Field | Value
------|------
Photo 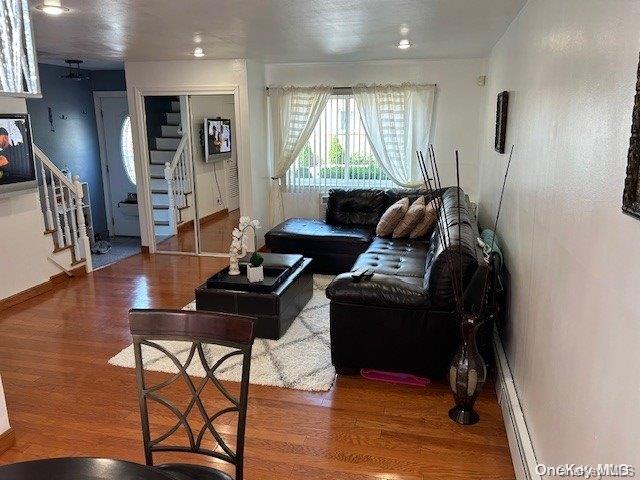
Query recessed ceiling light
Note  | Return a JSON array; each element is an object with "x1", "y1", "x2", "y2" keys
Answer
[
  {"x1": 398, "y1": 39, "x2": 411, "y2": 50},
  {"x1": 193, "y1": 47, "x2": 205, "y2": 58},
  {"x1": 399, "y1": 24, "x2": 410, "y2": 36},
  {"x1": 35, "y1": 0, "x2": 69, "y2": 15}
]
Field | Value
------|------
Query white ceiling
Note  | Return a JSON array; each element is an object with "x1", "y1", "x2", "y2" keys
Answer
[{"x1": 31, "y1": 0, "x2": 526, "y2": 70}]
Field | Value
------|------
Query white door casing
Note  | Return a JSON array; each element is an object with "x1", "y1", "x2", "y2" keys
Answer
[{"x1": 129, "y1": 84, "x2": 250, "y2": 256}]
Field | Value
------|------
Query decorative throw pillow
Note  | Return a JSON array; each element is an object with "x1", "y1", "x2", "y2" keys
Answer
[
  {"x1": 376, "y1": 197, "x2": 410, "y2": 237},
  {"x1": 393, "y1": 196, "x2": 426, "y2": 238},
  {"x1": 409, "y1": 200, "x2": 439, "y2": 239}
]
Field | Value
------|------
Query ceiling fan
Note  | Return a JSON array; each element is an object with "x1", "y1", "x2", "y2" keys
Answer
[{"x1": 60, "y1": 59, "x2": 89, "y2": 81}]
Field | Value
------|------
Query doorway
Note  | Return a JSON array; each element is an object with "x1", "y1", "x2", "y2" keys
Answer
[
  {"x1": 95, "y1": 92, "x2": 140, "y2": 237},
  {"x1": 94, "y1": 92, "x2": 142, "y2": 269}
]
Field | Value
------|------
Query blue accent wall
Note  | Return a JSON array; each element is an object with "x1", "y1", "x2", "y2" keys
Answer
[
  {"x1": 91, "y1": 69, "x2": 127, "y2": 91},
  {"x1": 26, "y1": 64, "x2": 126, "y2": 237}
]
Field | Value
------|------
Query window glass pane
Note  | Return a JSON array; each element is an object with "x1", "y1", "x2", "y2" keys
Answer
[
  {"x1": 286, "y1": 94, "x2": 392, "y2": 192},
  {"x1": 121, "y1": 116, "x2": 136, "y2": 185}
]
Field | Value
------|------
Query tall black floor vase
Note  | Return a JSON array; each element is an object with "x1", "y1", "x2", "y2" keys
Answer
[{"x1": 448, "y1": 314, "x2": 487, "y2": 425}]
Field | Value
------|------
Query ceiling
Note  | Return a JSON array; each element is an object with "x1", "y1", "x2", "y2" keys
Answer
[{"x1": 31, "y1": 0, "x2": 526, "y2": 70}]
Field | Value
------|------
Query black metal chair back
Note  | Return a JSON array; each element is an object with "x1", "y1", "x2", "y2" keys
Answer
[{"x1": 129, "y1": 309, "x2": 255, "y2": 480}]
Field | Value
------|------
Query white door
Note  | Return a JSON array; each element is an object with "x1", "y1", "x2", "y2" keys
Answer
[{"x1": 97, "y1": 95, "x2": 141, "y2": 237}]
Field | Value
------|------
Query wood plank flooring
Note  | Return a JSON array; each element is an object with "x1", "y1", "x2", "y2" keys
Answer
[
  {"x1": 157, "y1": 209, "x2": 241, "y2": 254},
  {"x1": 0, "y1": 252, "x2": 515, "y2": 479}
]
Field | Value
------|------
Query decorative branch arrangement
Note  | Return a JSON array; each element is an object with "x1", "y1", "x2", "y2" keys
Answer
[{"x1": 416, "y1": 145, "x2": 513, "y2": 425}]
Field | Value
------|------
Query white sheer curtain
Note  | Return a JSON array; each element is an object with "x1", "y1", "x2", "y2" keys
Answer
[
  {"x1": 0, "y1": 0, "x2": 39, "y2": 95},
  {"x1": 268, "y1": 85, "x2": 332, "y2": 226},
  {"x1": 353, "y1": 83, "x2": 435, "y2": 187}
]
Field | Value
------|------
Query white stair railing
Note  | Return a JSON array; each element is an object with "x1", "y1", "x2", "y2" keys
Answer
[
  {"x1": 164, "y1": 134, "x2": 190, "y2": 234},
  {"x1": 33, "y1": 145, "x2": 93, "y2": 273}
]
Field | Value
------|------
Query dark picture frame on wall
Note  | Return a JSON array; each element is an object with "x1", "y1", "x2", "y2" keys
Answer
[
  {"x1": 494, "y1": 91, "x2": 509, "y2": 154},
  {"x1": 622, "y1": 53, "x2": 640, "y2": 220}
]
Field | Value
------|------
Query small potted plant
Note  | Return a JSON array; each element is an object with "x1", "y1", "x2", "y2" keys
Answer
[{"x1": 247, "y1": 252, "x2": 264, "y2": 283}]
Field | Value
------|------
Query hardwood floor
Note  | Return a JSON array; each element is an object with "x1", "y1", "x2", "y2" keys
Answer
[
  {"x1": 0, "y1": 252, "x2": 515, "y2": 479},
  {"x1": 157, "y1": 209, "x2": 241, "y2": 254}
]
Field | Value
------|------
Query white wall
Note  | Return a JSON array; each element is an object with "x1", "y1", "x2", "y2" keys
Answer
[
  {"x1": 266, "y1": 58, "x2": 487, "y2": 220},
  {"x1": 189, "y1": 94, "x2": 235, "y2": 218},
  {"x1": 246, "y1": 60, "x2": 269, "y2": 243},
  {"x1": 0, "y1": 98, "x2": 58, "y2": 301},
  {"x1": 478, "y1": 0, "x2": 640, "y2": 468},
  {"x1": 125, "y1": 59, "x2": 268, "y2": 249}
]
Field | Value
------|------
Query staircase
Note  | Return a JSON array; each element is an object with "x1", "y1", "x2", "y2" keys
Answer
[
  {"x1": 148, "y1": 100, "x2": 193, "y2": 237},
  {"x1": 34, "y1": 145, "x2": 92, "y2": 275}
]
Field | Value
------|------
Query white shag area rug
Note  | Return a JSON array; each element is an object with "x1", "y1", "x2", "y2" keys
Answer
[{"x1": 109, "y1": 275, "x2": 336, "y2": 392}]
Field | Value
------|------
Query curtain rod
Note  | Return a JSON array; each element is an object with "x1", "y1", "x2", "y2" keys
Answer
[{"x1": 265, "y1": 83, "x2": 437, "y2": 93}]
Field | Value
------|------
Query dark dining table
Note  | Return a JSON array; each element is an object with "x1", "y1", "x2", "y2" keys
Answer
[{"x1": 0, "y1": 457, "x2": 176, "y2": 479}]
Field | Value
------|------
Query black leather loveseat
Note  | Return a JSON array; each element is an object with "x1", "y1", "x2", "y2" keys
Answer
[{"x1": 265, "y1": 187, "x2": 484, "y2": 377}]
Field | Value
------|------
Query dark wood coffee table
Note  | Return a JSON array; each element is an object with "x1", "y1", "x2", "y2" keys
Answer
[{"x1": 195, "y1": 254, "x2": 313, "y2": 340}]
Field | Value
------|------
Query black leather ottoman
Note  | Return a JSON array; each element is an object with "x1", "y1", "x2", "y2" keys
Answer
[
  {"x1": 195, "y1": 258, "x2": 313, "y2": 340},
  {"x1": 265, "y1": 218, "x2": 374, "y2": 274}
]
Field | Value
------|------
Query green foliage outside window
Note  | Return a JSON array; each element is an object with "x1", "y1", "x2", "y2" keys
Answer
[
  {"x1": 328, "y1": 136, "x2": 344, "y2": 165},
  {"x1": 319, "y1": 165, "x2": 388, "y2": 180},
  {"x1": 348, "y1": 152, "x2": 376, "y2": 165},
  {"x1": 298, "y1": 143, "x2": 313, "y2": 167},
  {"x1": 291, "y1": 136, "x2": 386, "y2": 182}
]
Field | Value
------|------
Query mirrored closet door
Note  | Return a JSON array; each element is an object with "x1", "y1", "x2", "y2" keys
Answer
[
  {"x1": 144, "y1": 95, "x2": 197, "y2": 255},
  {"x1": 190, "y1": 94, "x2": 240, "y2": 255},
  {"x1": 144, "y1": 93, "x2": 240, "y2": 256}
]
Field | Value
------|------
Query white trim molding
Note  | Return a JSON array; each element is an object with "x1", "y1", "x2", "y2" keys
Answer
[
  {"x1": 493, "y1": 327, "x2": 541, "y2": 480},
  {"x1": 129, "y1": 85, "x2": 249, "y2": 254}
]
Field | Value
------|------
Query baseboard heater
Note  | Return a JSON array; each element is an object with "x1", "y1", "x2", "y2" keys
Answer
[{"x1": 493, "y1": 327, "x2": 541, "y2": 480}]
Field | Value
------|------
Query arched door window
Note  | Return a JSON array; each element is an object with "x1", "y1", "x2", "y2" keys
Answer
[{"x1": 121, "y1": 116, "x2": 136, "y2": 184}]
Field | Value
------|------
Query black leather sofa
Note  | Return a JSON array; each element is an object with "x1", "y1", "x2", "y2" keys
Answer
[{"x1": 265, "y1": 187, "x2": 484, "y2": 378}]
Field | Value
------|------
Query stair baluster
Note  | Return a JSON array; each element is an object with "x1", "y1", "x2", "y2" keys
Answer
[
  {"x1": 182, "y1": 152, "x2": 188, "y2": 206},
  {"x1": 174, "y1": 157, "x2": 181, "y2": 209},
  {"x1": 159, "y1": 134, "x2": 190, "y2": 236},
  {"x1": 40, "y1": 162, "x2": 54, "y2": 231},
  {"x1": 49, "y1": 169, "x2": 64, "y2": 248},
  {"x1": 67, "y1": 187, "x2": 80, "y2": 260},
  {"x1": 56, "y1": 176, "x2": 72, "y2": 247},
  {"x1": 33, "y1": 145, "x2": 92, "y2": 273},
  {"x1": 183, "y1": 145, "x2": 192, "y2": 194},
  {"x1": 74, "y1": 176, "x2": 92, "y2": 271},
  {"x1": 164, "y1": 162, "x2": 177, "y2": 234},
  {"x1": 178, "y1": 152, "x2": 185, "y2": 208}
]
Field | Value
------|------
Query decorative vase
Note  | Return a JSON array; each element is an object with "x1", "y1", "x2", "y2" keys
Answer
[
  {"x1": 448, "y1": 314, "x2": 487, "y2": 425},
  {"x1": 247, "y1": 264, "x2": 264, "y2": 283},
  {"x1": 229, "y1": 253, "x2": 241, "y2": 275}
]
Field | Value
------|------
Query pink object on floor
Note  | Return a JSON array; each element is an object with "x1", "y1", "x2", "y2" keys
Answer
[{"x1": 360, "y1": 369, "x2": 430, "y2": 387}]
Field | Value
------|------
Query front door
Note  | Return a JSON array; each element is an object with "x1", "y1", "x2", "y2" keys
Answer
[{"x1": 97, "y1": 94, "x2": 140, "y2": 237}]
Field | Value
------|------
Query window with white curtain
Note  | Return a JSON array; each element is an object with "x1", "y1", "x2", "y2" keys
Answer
[{"x1": 284, "y1": 92, "x2": 393, "y2": 192}]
